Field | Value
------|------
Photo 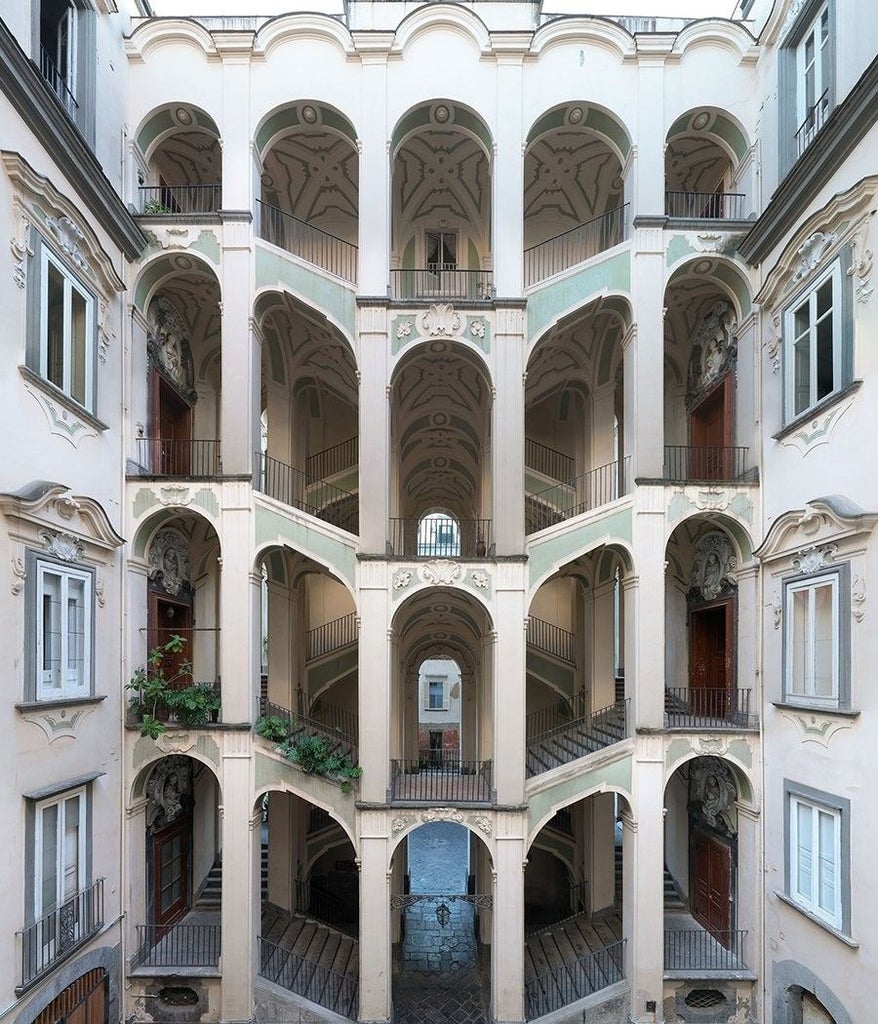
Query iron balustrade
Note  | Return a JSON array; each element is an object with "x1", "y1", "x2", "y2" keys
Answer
[
  {"x1": 664, "y1": 928, "x2": 747, "y2": 972},
  {"x1": 137, "y1": 184, "x2": 222, "y2": 215},
  {"x1": 308, "y1": 806, "x2": 334, "y2": 833},
  {"x1": 293, "y1": 879, "x2": 357, "y2": 936},
  {"x1": 526, "y1": 699, "x2": 628, "y2": 777},
  {"x1": 390, "y1": 267, "x2": 494, "y2": 300},
  {"x1": 132, "y1": 922, "x2": 221, "y2": 968},
  {"x1": 527, "y1": 458, "x2": 629, "y2": 533},
  {"x1": 39, "y1": 46, "x2": 78, "y2": 118},
  {"x1": 664, "y1": 191, "x2": 746, "y2": 220},
  {"x1": 664, "y1": 688, "x2": 757, "y2": 729},
  {"x1": 390, "y1": 758, "x2": 494, "y2": 804},
  {"x1": 527, "y1": 616, "x2": 576, "y2": 664},
  {"x1": 547, "y1": 807, "x2": 574, "y2": 836},
  {"x1": 135, "y1": 437, "x2": 221, "y2": 479},
  {"x1": 19, "y1": 879, "x2": 103, "y2": 989},
  {"x1": 663, "y1": 445, "x2": 751, "y2": 482},
  {"x1": 795, "y1": 90, "x2": 830, "y2": 158},
  {"x1": 525, "y1": 694, "x2": 587, "y2": 741},
  {"x1": 256, "y1": 453, "x2": 359, "y2": 533},
  {"x1": 256, "y1": 200, "x2": 358, "y2": 283},
  {"x1": 258, "y1": 698, "x2": 358, "y2": 761},
  {"x1": 258, "y1": 934, "x2": 359, "y2": 1018},
  {"x1": 306, "y1": 436, "x2": 359, "y2": 481},
  {"x1": 524, "y1": 204, "x2": 629, "y2": 287},
  {"x1": 524, "y1": 437, "x2": 575, "y2": 483},
  {"x1": 524, "y1": 938, "x2": 626, "y2": 1019},
  {"x1": 525, "y1": 880, "x2": 589, "y2": 936},
  {"x1": 307, "y1": 612, "x2": 358, "y2": 660},
  {"x1": 387, "y1": 517, "x2": 492, "y2": 558}
]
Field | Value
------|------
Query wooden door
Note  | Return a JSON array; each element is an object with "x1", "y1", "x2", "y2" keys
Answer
[
  {"x1": 692, "y1": 830, "x2": 732, "y2": 942},
  {"x1": 689, "y1": 376, "x2": 732, "y2": 479},
  {"x1": 149, "y1": 593, "x2": 193, "y2": 687},
  {"x1": 151, "y1": 370, "x2": 191, "y2": 476},
  {"x1": 34, "y1": 969, "x2": 107, "y2": 1024},
  {"x1": 689, "y1": 602, "x2": 733, "y2": 719},
  {"x1": 152, "y1": 819, "x2": 191, "y2": 928}
]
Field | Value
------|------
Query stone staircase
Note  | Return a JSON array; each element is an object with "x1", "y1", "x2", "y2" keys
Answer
[
  {"x1": 526, "y1": 702, "x2": 627, "y2": 777},
  {"x1": 663, "y1": 867, "x2": 686, "y2": 911},
  {"x1": 194, "y1": 844, "x2": 268, "y2": 910}
]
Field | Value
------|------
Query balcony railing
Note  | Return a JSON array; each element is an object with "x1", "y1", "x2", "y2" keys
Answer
[
  {"x1": 39, "y1": 45, "x2": 77, "y2": 119},
  {"x1": 387, "y1": 517, "x2": 492, "y2": 558},
  {"x1": 307, "y1": 612, "x2": 357, "y2": 660},
  {"x1": 256, "y1": 453, "x2": 358, "y2": 533},
  {"x1": 306, "y1": 436, "x2": 359, "y2": 481},
  {"x1": 664, "y1": 928, "x2": 747, "y2": 972},
  {"x1": 526, "y1": 699, "x2": 628, "y2": 777},
  {"x1": 525, "y1": 938, "x2": 626, "y2": 1020},
  {"x1": 664, "y1": 191, "x2": 746, "y2": 220},
  {"x1": 390, "y1": 267, "x2": 494, "y2": 301},
  {"x1": 134, "y1": 438, "x2": 221, "y2": 479},
  {"x1": 525, "y1": 438, "x2": 575, "y2": 483},
  {"x1": 527, "y1": 457, "x2": 629, "y2": 534},
  {"x1": 259, "y1": 934, "x2": 359, "y2": 1019},
  {"x1": 795, "y1": 89, "x2": 830, "y2": 158},
  {"x1": 137, "y1": 184, "x2": 222, "y2": 216},
  {"x1": 663, "y1": 445, "x2": 751, "y2": 482},
  {"x1": 19, "y1": 879, "x2": 104, "y2": 990},
  {"x1": 527, "y1": 617, "x2": 576, "y2": 664},
  {"x1": 259, "y1": 698, "x2": 358, "y2": 761},
  {"x1": 293, "y1": 880, "x2": 357, "y2": 936},
  {"x1": 256, "y1": 200, "x2": 358, "y2": 283},
  {"x1": 665, "y1": 688, "x2": 757, "y2": 730},
  {"x1": 390, "y1": 758, "x2": 493, "y2": 805},
  {"x1": 524, "y1": 204, "x2": 629, "y2": 288},
  {"x1": 525, "y1": 880, "x2": 589, "y2": 936},
  {"x1": 132, "y1": 922, "x2": 221, "y2": 969}
]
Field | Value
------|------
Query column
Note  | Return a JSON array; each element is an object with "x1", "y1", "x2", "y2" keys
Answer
[
  {"x1": 358, "y1": 823, "x2": 391, "y2": 1023},
  {"x1": 630, "y1": 500, "x2": 666, "y2": 731},
  {"x1": 492, "y1": 828, "x2": 525, "y2": 1024},
  {"x1": 492, "y1": 54, "x2": 525, "y2": 296},
  {"x1": 357, "y1": 53, "x2": 390, "y2": 295},
  {"x1": 219, "y1": 492, "x2": 256, "y2": 722},
  {"x1": 219, "y1": 229, "x2": 257, "y2": 477},
  {"x1": 588, "y1": 792, "x2": 617, "y2": 916},
  {"x1": 735, "y1": 800, "x2": 761, "y2": 976},
  {"x1": 358, "y1": 562, "x2": 390, "y2": 802},
  {"x1": 217, "y1": 36, "x2": 253, "y2": 212},
  {"x1": 736, "y1": 564, "x2": 759, "y2": 722},
  {"x1": 266, "y1": 791, "x2": 293, "y2": 911},
  {"x1": 591, "y1": 381, "x2": 617, "y2": 469},
  {"x1": 590, "y1": 579, "x2": 616, "y2": 710},
  {"x1": 358, "y1": 302, "x2": 390, "y2": 554},
  {"x1": 493, "y1": 567, "x2": 526, "y2": 805},
  {"x1": 492, "y1": 306, "x2": 525, "y2": 555}
]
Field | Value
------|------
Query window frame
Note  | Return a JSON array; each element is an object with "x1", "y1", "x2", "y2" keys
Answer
[
  {"x1": 427, "y1": 678, "x2": 445, "y2": 711},
  {"x1": 781, "y1": 563, "x2": 849, "y2": 710},
  {"x1": 784, "y1": 780, "x2": 850, "y2": 937},
  {"x1": 33, "y1": 787, "x2": 88, "y2": 922}
]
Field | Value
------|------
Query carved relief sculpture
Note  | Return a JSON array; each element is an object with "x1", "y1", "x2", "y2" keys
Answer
[
  {"x1": 146, "y1": 755, "x2": 194, "y2": 831},
  {"x1": 690, "y1": 531, "x2": 737, "y2": 602},
  {"x1": 690, "y1": 756, "x2": 737, "y2": 836},
  {"x1": 147, "y1": 295, "x2": 196, "y2": 399},
  {"x1": 148, "y1": 528, "x2": 192, "y2": 597},
  {"x1": 686, "y1": 300, "x2": 738, "y2": 408}
]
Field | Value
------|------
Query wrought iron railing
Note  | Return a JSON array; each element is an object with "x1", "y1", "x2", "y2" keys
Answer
[
  {"x1": 307, "y1": 613, "x2": 357, "y2": 660},
  {"x1": 526, "y1": 699, "x2": 628, "y2": 777},
  {"x1": 795, "y1": 89, "x2": 830, "y2": 158},
  {"x1": 306, "y1": 436, "x2": 359, "y2": 480},
  {"x1": 527, "y1": 458, "x2": 629, "y2": 533},
  {"x1": 525, "y1": 938, "x2": 626, "y2": 1019},
  {"x1": 525, "y1": 881, "x2": 589, "y2": 937},
  {"x1": 137, "y1": 184, "x2": 222, "y2": 215},
  {"x1": 525, "y1": 438, "x2": 575, "y2": 482},
  {"x1": 525, "y1": 698, "x2": 578, "y2": 742},
  {"x1": 387, "y1": 517, "x2": 492, "y2": 558},
  {"x1": 664, "y1": 191, "x2": 746, "y2": 220},
  {"x1": 39, "y1": 45, "x2": 78, "y2": 119},
  {"x1": 527, "y1": 617, "x2": 576, "y2": 664},
  {"x1": 390, "y1": 267, "x2": 494, "y2": 301},
  {"x1": 663, "y1": 445, "x2": 751, "y2": 482},
  {"x1": 132, "y1": 922, "x2": 221, "y2": 969},
  {"x1": 664, "y1": 928, "x2": 747, "y2": 972},
  {"x1": 389, "y1": 758, "x2": 493, "y2": 804},
  {"x1": 19, "y1": 880, "x2": 103, "y2": 989},
  {"x1": 293, "y1": 880, "x2": 357, "y2": 936},
  {"x1": 664, "y1": 688, "x2": 757, "y2": 729},
  {"x1": 256, "y1": 200, "x2": 358, "y2": 283},
  {"x1": 258, "y1": 698, "x2": 358, "y2": 761},
  {"x1": 135, "y1": 438, "x2": 221, "y2": 479},
  {"x1": 259, "y1": 934, "x2": 359, "y2": 1018},
  {"x1": 256, "y1": 453, "x2": 358, "y2": 533},
  {"x1": 524, "y1": 204, "x2": 629, "y2": 287}
]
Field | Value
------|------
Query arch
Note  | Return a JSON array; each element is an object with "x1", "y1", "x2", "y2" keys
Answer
[
  {"x1": 526, "y1": 291, "x2": 633, "y2": 363},
  {"x1": 130, "y1": 749, "x2": 223, "y2": 805},
  {"x1": 663, "y1": 750, "x2": 755, "y2": 805},
  {"x1": 392, "y1": 4, "x2": 491, "y2": 62},
  {"x1": 665, "y1": 255, "x2": 753, "y2": 321},
  {"x1": 253, "y1": 285, "x2": 358, "y2": 371},
  {"x1": 391, "y1": 576, "x2": 496, "y2": 628},
  {"x1": 132, "y1": 505, "x2": 221, "y2": 561},
  {"x1": 133, "y1": 250, "x2": 222, "y2": 315},
  {"x1": 666, "y1": 509, "x2": 755, "y2": 566},
  {"x1": 387, "y1": 815, "x2": 495, "y2": 862},
  {"x1": 529, "y1": 540, "x2": 635, "y2": 601},
  {"x1": 134, "y1": 103, "x2": 221, "y2": 162},
  {"x1": 255, "y1": 12, "x2": 355, "y2": 61},
  {"x1": 527, "y1": 788, "x2": 633, "y2": 852},
  {"x1": 529, "y1": 16, "x2": 636, "y2": 62},
  {"x1": 390, "y1": 99, "x2": 493, "y2": 164},
  {"x1": 671, "y1": 18, "x2": 758, "y2": 64},
  {"x1": 252, "y1": 786, "x2": 358, "y2": 854},
  {"x1": 127, "y1": 17, "x2": 218, "y2": 61},
  {"x1": 252, "y1": 542, "x2": 358, "y2": 605},
  {"x1": 666, "y1": 106, "x2": 750, "y2": 167},
  {"x1": 390, "y1": 334, "x2": 492, "y2": 389},
  {"x1": 525, "y1": 101, "x2": 632, "y2": 166},
  {"x1": 772, "y1": 960, "x2": 854, "y2": 1024},
  {"x1": 254, "y1": 99, "x2": 358, "y2": 162}
]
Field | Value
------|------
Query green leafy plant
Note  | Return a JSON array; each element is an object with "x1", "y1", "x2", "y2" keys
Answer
[
  {"x1": 127, "y1": 635, "x2": 219, "y2": 737},
  {"x1": 254, "y1": 714, "x2": 292, "y2": 743},
  {"x1": 255, "y1": 720, "x2": 362, "y2": 793},
  {"x1": 143, "y1": 197, "x2": 172, "y2": 215}
]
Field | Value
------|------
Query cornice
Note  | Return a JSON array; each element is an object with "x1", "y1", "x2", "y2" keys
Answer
[
  {"x1": 0, "y1": 19, "x2": 145, "y2": 262},
  {"x1": 739, "y1": 53, "x2": 878, "y2": 266}
]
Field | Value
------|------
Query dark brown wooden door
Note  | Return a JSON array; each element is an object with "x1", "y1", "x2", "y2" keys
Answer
[
  {"x1": 151, "y1": 370, "x2": 191, "y2": 476},
  {"x1": 149, "y1": 594, "x2": 193, "y2": 686},
  {"x1": 692, "y1": 830, "x2": 732, "y2": 942},
  {"x1": 689, "y1": 376, "x2": 732, "y2": 479},
  {"x1": 689, "y1": 602, "x2": 733, "y2": 718},
  {"x1": 34, "y1": 968, "x2": 107, "y2": 1024},
  {"x1": 152, "y1": 819, "x2": 191, "y2": 928}
]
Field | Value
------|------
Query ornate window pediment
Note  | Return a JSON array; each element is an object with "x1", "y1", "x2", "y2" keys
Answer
[{"x1": 756, "y1": 495, "x2": 878, "y2": 564}]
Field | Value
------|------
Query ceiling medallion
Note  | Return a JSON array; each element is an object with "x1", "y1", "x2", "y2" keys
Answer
[
  {"x1": 691, "y1": 110, "x2": 711, "y2": 131},
  {"x1": 433, "y1": 104, "x2": 450, "y2": 124},
  {"x1": 301, "y1": 105, "x2": 318, "y2": 124},
  {"x1": 692, "y1": 258, "x2": 714, "y2": 275},
  {"x1": 174, "y1": 107, "x2": 193, "y2": 126},
  {"x1": 567, "y1": 106, "x2": 584, "y2": 125}
]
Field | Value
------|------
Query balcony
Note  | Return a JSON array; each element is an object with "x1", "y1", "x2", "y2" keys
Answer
[
  {"x1": 389, "y1": 758, "x2": 494, "y2": 805},
  {"x1": 526, "y1": 458, "x2": 629, "y2": 534},
  {"x1": 256, "y1": 200, "x2": 358, "y2": 284},
  {"x1": 131, "y1": 919, "x2": 221, "y2": 973},
  {"x1": 663, "y1": 446, "x2": 753, "y2": 483},
  {"x1": 664, "y1": 191, "x2": 746, "y2": 221},
  {"x1": 133, "y1": 438, "x2": 221, "y2": 479},
  {"x1": 524, "y1": 204, "x2": 629, "y2": 288},
  {"x1": 795, "y1": 90, "x2": 830, "y2": 159},
  {"x1": 256, "y1": 453, "x2": 358, "y2": 533},
  {"x1": 18, "y1": 879, "x2": 104, "y2": 992},
  {"x1": 390, "y1": 267, "x2": 494, "y2": 302},
  {"x1": 388, "y1": 516, "x2": 492, "y2": 558},
  {"x1": 39, "y1": 45, "x2": 77, "y2": 121},
  {"x1": 664, "y1": 688, "x2": 757, "y2": 730},
  {"x1": 137, "y1": 184, "x2": 222, "y2": 216},
  {"x1": 664, "y1": 923, "x2": 748, "y2": 976}
]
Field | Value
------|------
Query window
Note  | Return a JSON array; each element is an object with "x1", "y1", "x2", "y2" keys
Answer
[
  {"x1": 39, "y1": 245, "x2": 95, "y2": 411},
  {"x1": 428, "y1": 679, "x2": 444, "y2": 710},
  {"x1": 33, "y1": 558, "x2": 93, "y2": 702},
  {"x1": 785, "y1": 782, "x2": 849, "y2": 935},
  {"x1": 783, "y1": 565, "x2": 850, "y2": 709},
  {"x1": 795, "y1": 4, "x2": 830, "y2": 156},
  {"x1": 37, "y1": 0, "x2": 97, "y2": 139},
  {"x1": 425, "y1": 230, "x2": 457, "y2": 270},
  {"x1": 35, "y1": 789, "x2": 87, "y2": 923}
]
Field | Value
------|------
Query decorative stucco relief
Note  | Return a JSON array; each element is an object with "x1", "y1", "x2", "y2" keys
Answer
[
  {"x1": 792, "y1": 543, "x2": 838, "y2": 575},
  {"x1": 667, "y1": 488, "x2": 753, "y2": 525},
  {"x1": 847, "y1": 215, "x2": 874, "y2": 303},
  {"x1": 690, "y1": 532, "x2": 737, "y2": 602},
  {"x1": 420, "y1": 560, "x2": 464, "y2": 587},
  {"x1": 852, "y1": 576, "x2": 866, "y2": 621},
  {"x1": 148, "y1": 528, "x2": 192, "y2": 597},
  {"x1": 40, "y1": 529, "x2": 85, "y2": 562},
  {"x1": 421, "y1": 807, "x2": 465, "y2": 825},
  {"x1": 22, "y1": 704, "x2": 98, "y2": 743},
  {"x1": 780, "y1": 710, "x2": 855, "y2": 747},
  {"x1": 779, "y1": 393, "x2": 856, "y2": 455},
  {"x1": 22, "y1": 378, "x2": 101, "y2": 447},
  {"x1": 10, "y1": 207, "x2": 32, "y2": 288},
  {"x1": 791, "y1": 231, "x2": 837, "y2": 286},
  {"x1": 11, "y1": 557, "x2": 26, "y2": 596}
]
